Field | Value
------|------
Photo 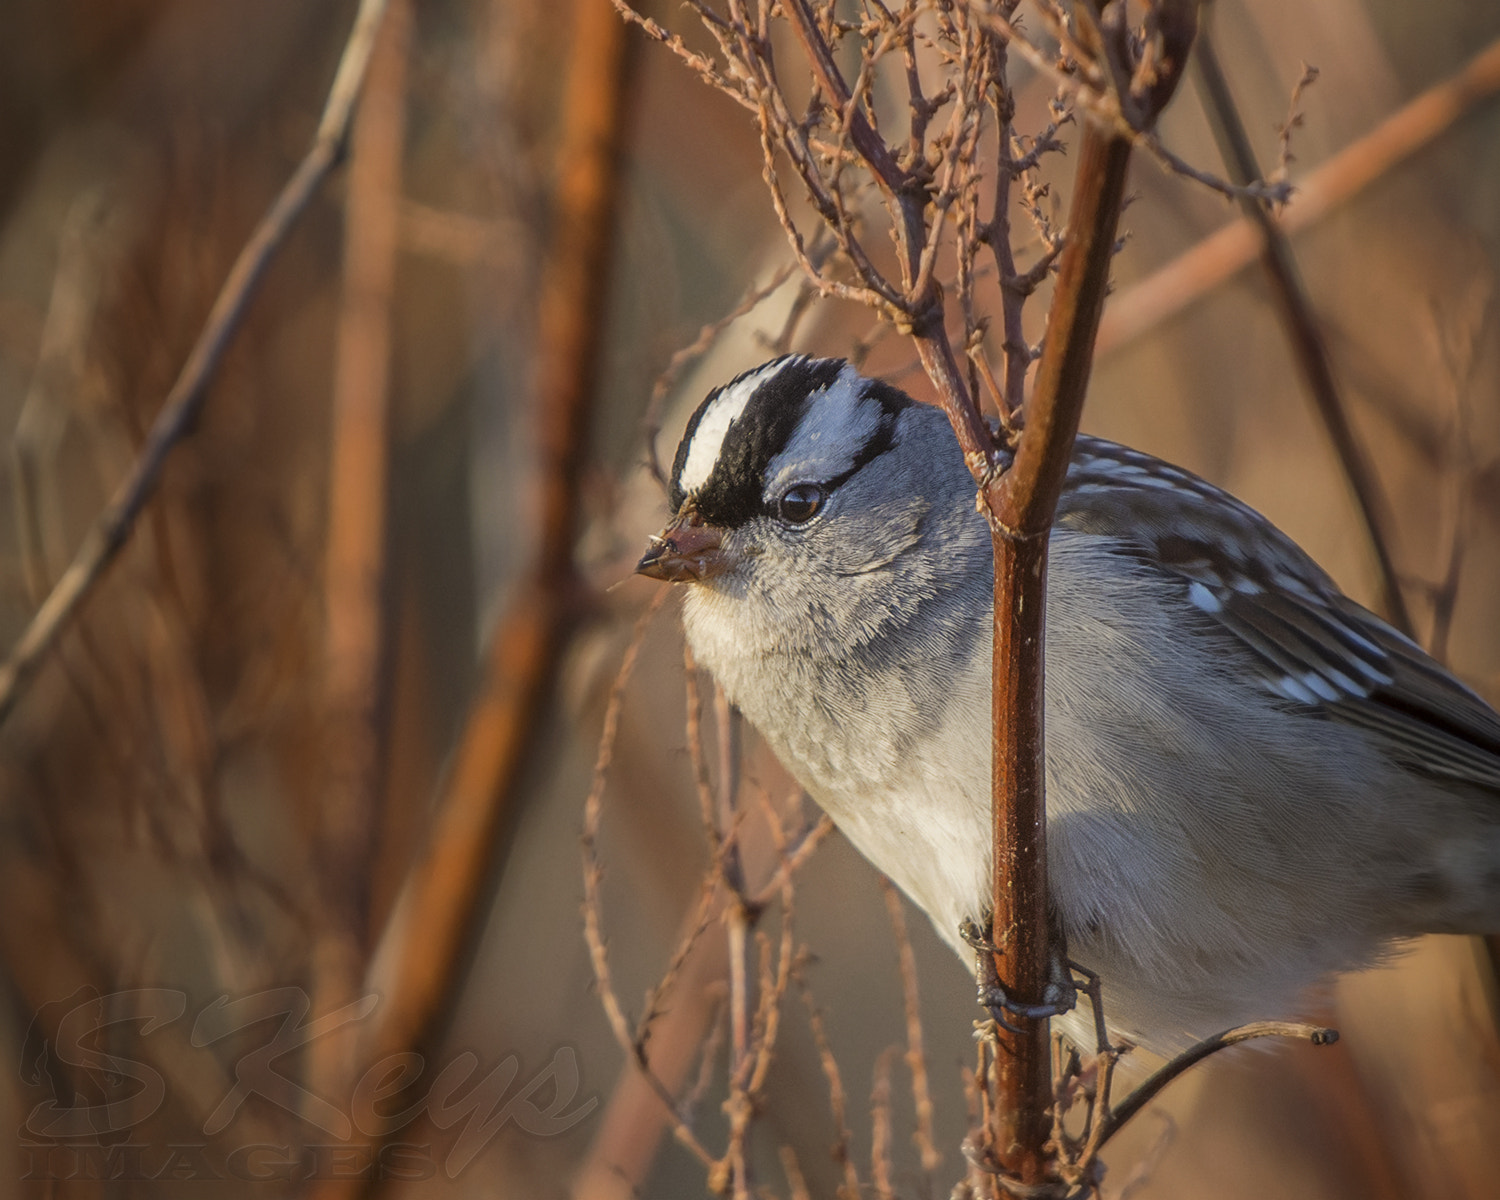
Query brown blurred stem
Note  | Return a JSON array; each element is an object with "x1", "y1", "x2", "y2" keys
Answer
[
  {"x1": 308, "y1": 2, "x2": 634, "y2": 1197},
  {"x1": 0, "y1": 0, "x2": 392, "y2": 728},
  {"x1": 307, "y1": 0, "x2": 410, "y2": 1136},
  {"x1": 1194, "y1": 29, "x2": 1413, "y2": 635}
]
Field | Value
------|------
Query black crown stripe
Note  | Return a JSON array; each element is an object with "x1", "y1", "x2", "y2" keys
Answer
[{"x1": 670, "y1": 357, "x2": 846, "y2": 528}]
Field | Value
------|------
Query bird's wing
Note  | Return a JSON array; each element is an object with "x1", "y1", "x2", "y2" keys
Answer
[{"x1": 1056, "y1": 436, "x2": 1500, "y2": 790}]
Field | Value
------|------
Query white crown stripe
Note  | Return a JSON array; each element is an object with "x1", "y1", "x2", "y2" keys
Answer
[{"x1": 677, "y1": 363, "x2": 784, "y2": 495}]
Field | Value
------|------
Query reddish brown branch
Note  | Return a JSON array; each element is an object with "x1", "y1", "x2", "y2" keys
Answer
[
  {"x1": 982, "y1": 123, "x2": 1135, "y2": 1194},
  {"x1": 981, "y1": 7, "x2": 1197, "y2": 1187}
]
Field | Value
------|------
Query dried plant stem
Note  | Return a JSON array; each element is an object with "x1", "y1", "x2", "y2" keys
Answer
[
  {"x1": 880, "y1": 878, "x2": 940, "y2": 1177},
  {"x1": 0, "y1": 0, "x2": 392, "y2": 728},
  {"x1": 577, "y1": 655, "x2": 727, "y2": 1198},
  {"x1": 1094, "y1": 1021, "x2": 1337, "y2": 1149},
  {"x1": 1194, "y1": 30, "x2": 1412, "y2": 635},
  {"x1": 310, "y1": 3, "x2": 634, "y2": 1196},
  {"x1": 798, "y1": 971, "x2": 864, "y2": 1200},
  {"x1": 1098, "y1": 34, "x2": 1500, "y2": 355},
  {"x1": 580, "y1": 594, "x2": 717, "y2": 1172},
  {"x1": 986, "y1": 39, "x2": 1035, "y2": 418},
  {"x1": 306, "y1": 0, "x2": 410, "y2": 1136}
]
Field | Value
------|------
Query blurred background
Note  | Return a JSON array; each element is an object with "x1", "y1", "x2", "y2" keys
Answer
[{"x1": 1, "y1": 0, "x2": 1500, "y2": 1196}]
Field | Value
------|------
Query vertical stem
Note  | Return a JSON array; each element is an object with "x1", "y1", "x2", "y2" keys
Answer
[
  {"x1": 322, "y1": 0, "x2": 410, "y2": 958},
  {"x1": 308, "y1": 0, "x2": 410, "y2": 1131},
  {"x1": 715, "y1": 684, "x2": 752, "y2": 1198},
  {"x1": 986, "y1": 124, "x2": 1135, "y2": 1189},
  {"x1": 988, "y1": 528, "x2": 1052, "y2": 1181},
  {"x1": 311, "y1": 2, "x2": 635, "y2": 1197}
]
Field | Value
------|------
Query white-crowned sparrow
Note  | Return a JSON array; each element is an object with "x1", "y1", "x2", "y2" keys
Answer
[{"x1": 637, "y1": 354, "x2": 1500, "y2": 1052}]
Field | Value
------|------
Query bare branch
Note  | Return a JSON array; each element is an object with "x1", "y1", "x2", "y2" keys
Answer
[
  {"x1": 1193, "y1": 27, "x2": 1412, "y2": 634},
  {"x1": 0, "y1": 0, "x2": 392, "y2": 728},
  {"x1": 980, "y1": 6, "x2": 1198, "y2": 1189},
  {"x1": 1099, "y1": 34, "x2": 1500, "y2": 354},
  {"x1": 880, "y1": 877, "x2": 941, "y2": 1177},
  {"x1": 1095, "y1": 1021, "x2": 1338, "y2": 1149}
]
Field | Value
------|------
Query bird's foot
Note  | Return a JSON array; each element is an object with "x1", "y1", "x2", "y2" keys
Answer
[{"x1": 960, "y1": 917, "x2": 1077, "y2": 1034}]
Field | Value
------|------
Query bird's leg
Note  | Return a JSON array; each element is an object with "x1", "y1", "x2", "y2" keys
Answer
[{"x1": 961, "y1": 914, "x2": 1077, "y2": 1034}]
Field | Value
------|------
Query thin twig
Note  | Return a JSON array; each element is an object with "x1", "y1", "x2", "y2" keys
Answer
[
  {"x1": 797, "y1": 963, "x2": 864, "y2": 1200},
  {"x1": 879, "y1": 877, "x2": 941, "y2": 1177},
  {"x1": 579, "y1": 593, "x2": 717, "y2": 1171},
  {"x1": 1098, "y1": 34, "x2": 1500, "y2": 355},
  {"x1": 1094, "y1": 1021, "x2": 1337, "y2": 1148},
  {"x1": 1194, "y1": 27, "x2": 1412, "y2": 634},
  {"x1": 748, "y1": 809, "x2": 833, "y2": 908},
  {"x1": 683, "y1": 645, "x2": 726, "y2": 857},
  {"x1": 780, "y1": 1145, "x2": 814, "y2": 1200},
  {"x1": 0, "y1": 0, "x2": 392, "y2": 728},
  {"x1": 870, "y1": 1046, "x2": 898, "y2": 1200},
  {"x1": 642, "y1": 261, "x2": 802, "y2": 488},
  {"x1": 969, "y1": 1, "x2": 1289, "y2": 205}
]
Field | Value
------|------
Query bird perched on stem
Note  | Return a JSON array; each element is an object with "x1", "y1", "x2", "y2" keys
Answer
[{"x1": 637, "y1": 354, "x2": 1500, "y2": 1052}]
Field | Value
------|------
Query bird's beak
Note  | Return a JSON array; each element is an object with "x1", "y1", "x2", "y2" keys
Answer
[{"x1": 636, "y1": 507, "x2": 731, "y2": 582}]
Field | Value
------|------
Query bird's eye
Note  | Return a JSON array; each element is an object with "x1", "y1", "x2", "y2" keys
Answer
[{"x1": 777, "y1": 484, "x2": 825, "y2": 524}]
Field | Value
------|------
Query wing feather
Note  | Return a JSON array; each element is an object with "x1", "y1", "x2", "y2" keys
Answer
[{"x1": 1058, "y1": 436, "x2": 1500, "y2": 791}]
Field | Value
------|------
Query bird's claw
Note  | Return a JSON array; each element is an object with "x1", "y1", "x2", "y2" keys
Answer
[
  {"x1": 961, "y1": 916, "x2": 1078, "y2": 1032},
  {"x1": 978, "y1": 978, "x2": 1078, "y2": 1033}
]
